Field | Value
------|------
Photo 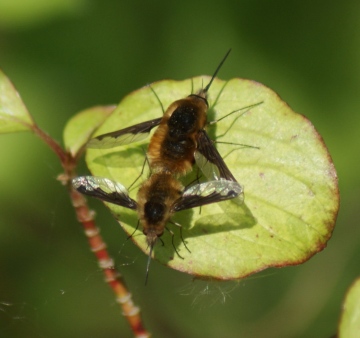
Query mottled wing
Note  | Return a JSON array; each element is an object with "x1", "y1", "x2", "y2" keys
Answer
[
  {"x1": 195, "y1": 130, "x2": 237, "y2": 181},
  {"x1": 72, "y1": 176, "x2": 137, "y2": 210},
  {"x1": 172, "y1": 180, "x2": 243, "y2": 212},
  {"x1": 87, "y1": 117, "x2": 162, "y2": 149}
]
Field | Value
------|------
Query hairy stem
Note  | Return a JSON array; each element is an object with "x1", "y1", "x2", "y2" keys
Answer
[
  {"x1": 69, "y1": 187, "x2": 150, "y2": 337},
  {"x1": 33, "y1": 121, "x2": 150, "y2": 337}
]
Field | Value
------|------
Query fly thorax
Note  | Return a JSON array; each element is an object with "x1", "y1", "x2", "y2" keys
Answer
[
  {"x1": 168, "y1": 104, "x2": 198, "y2": 139},
  {"x1": 144, "y1": 201, "x2": 166, "y2": 226}
]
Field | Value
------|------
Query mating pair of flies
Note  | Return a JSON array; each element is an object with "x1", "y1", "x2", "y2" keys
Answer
[{"x1": 72, "y1": 50, "x2": 261, "y2": 281}]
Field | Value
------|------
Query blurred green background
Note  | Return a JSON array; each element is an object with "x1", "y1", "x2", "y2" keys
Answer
[{"x1": 0, "y1": 1, "x2": 358, "y2": 337}]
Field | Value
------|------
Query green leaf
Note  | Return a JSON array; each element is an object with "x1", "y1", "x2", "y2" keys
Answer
[
  {"x1": 0, "y1": 0, "x2": 86, "y2": 29},
  {"x1": 339, "y1": 278, "x2": 360, "y2": 338},
  {"x1": 85, "y1": 77, "x2": 339, "y2": 279},
  {"x1": 0, "y1": 69, "x2": 35, "y2": 133},
  {"x1": 63, "y1": 105, "x2": 115, "y2": 157}
]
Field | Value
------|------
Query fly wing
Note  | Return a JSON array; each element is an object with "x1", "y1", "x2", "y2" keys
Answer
[
  {"x1": 172, "y1": 180, "x2": 243, "y2": 212},
  {"x1": 87, "y1": 117, "x2": 162, "y2": 149},
  {"x1": 72, "y1": 176, "x2": 137, "y2": 210},
  {"x1": 195, "y1": 130, "x2": 237, "y2": 182}
]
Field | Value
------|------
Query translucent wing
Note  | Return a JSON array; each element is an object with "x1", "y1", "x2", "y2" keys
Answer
[
  {"x1": 87, "y1": 117, "x2": 162, "y2": 149},
  {"x1": 72, "y1": 176, "x2": 137, "y2": 210},
  {"x1": 195, "y1": 130, "x2": 237, "y2": 182},
  {"x1": 172, "y1": 179, "x2": 243, "y2": 212}
]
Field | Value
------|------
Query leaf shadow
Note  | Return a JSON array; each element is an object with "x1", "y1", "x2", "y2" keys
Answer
[
  {"x1": 183, "y1": 199, "x2": 257, "y2": 238},
  {"x1": 152, "y1": 199, "x2": 258, "y2": 265}
]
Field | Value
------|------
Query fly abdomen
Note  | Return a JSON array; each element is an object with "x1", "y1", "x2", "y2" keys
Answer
[{"x1": 162, "y1": 137, "x2": 195, "y2": 159}]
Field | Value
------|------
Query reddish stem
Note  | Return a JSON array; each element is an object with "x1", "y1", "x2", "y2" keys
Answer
[
  {"x1": 32, "y1": 123, "x2": 150, "y2": 337},
  {"x1": 32, "y1": 124, "x2": 68, "y2": 164},
  {"x1": 70, "y1": 188, "x2": 150, "y2": 337}
]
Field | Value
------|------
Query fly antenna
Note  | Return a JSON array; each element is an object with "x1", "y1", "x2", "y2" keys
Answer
[{"x1": 203, "y1": 48, "x2": 231, "y2": 94}]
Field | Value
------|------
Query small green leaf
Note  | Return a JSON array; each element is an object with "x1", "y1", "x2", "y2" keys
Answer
[
  {"x1": 63, "y1": 105, "x2": 115, "y2": 157},
  {"x1": 0, "y1": 69, "x2": 34, "y2": 133},
  {"x1": 85, "y1": 77, "x2": 339, "y2": 279},
  {"x1": 339, "y1": 278, "x2": 360, "y2": 338}
]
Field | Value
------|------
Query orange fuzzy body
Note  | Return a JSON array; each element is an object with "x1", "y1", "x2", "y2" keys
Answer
[{"x1": 147, "y1": 95, "x2": 208, "y2": 176}]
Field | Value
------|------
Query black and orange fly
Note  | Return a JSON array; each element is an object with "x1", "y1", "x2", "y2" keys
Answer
[{"x1": 73, "y1": 50, "x2": 250, "y2": 282}]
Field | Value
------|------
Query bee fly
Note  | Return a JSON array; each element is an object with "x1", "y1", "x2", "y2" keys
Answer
[
  {"x1": 72, "y1": 173, "x2": 241, "y2": 283},
  {"x1": 86, "y1": 49, "x2": 243, "y2": 182},
  {"x1": 73, "y1": 50, "x2": 256, "y2": 282}
]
